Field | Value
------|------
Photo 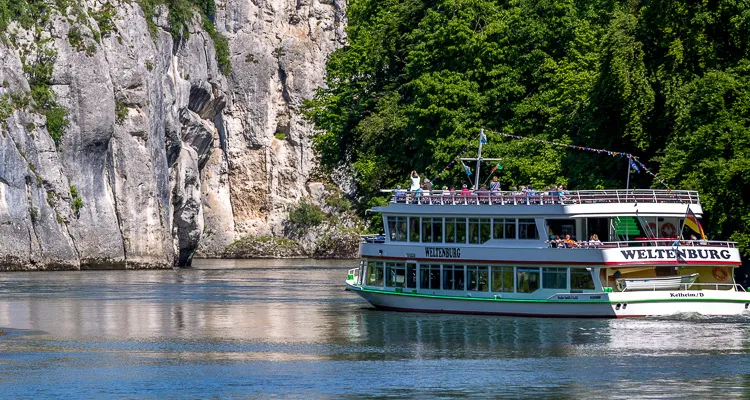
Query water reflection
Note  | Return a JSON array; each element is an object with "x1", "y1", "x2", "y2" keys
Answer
[{"x1": 1, "y1": 259, "x2": 750, "y2": 397}]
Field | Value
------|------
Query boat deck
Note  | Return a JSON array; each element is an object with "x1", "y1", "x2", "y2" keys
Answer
[{"x1": 386, "y1": 189, "x2": 699, "y2": 206}]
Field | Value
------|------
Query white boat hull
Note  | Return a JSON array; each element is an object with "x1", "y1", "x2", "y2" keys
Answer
[{"x1": 346, "y1": 284, "x2": 750, "y2": 318}]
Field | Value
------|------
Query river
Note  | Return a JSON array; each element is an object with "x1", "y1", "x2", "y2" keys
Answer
[{"x1": 1, "y1": 259, "x2": 749, "y2": 398}]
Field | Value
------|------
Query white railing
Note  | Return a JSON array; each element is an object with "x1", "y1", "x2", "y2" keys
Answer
[
  {"x1": 548, "y1": 240, "x2": 737, "y2": 249},
  {"x1": 619, "y1": 282, "x2": 745, "y2": 292},
  {"x1": 384, "y1": 189, "x2": 699, "y2": 206},
  {"x1": 347, "y1": 267, "x2": 360, "y2": 285}
]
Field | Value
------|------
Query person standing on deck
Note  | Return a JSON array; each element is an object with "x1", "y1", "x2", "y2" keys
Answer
[
  {"x1": 409, "y1": 171, "x2": 420, "y2": 192},
  {"x1": 490, "y1": 176, "x2": 500, "y2": 194}
]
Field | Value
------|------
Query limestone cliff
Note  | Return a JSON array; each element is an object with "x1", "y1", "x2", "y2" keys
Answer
[{"x1": 0, "y1": 0, "x2": 346, "y2": 270}]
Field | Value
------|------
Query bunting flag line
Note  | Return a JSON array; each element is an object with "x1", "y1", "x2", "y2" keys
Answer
[
  {"x1": 629, "y1": 158, "x2": 640, "y2": 174},
  {"x1": 461, "y1": 160, "x2": 473, "y2": 177},
  {"x1": 429, "y1": 144, "x2": 470, "y2": 184},
  {"x1": 483, "y1": 129, "x2": 673, "y2": 192}
]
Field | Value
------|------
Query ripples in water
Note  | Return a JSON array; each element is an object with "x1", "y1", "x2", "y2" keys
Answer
[{"x1": 0, "y1": 259, "x2": 749, "y2": 398}]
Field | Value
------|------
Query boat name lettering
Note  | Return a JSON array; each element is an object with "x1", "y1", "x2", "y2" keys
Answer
[
  {"x1": 424, "y1": 247, "x2": 461, "y2": 258},
  {"x1": 557, "y1": 295, "x2": 578, "y2": 300},
  {"x1": 589, "y1": 295, "x2": 602, "y2": 299},
  {"x1": 620, "y1": 249, "x2": 731, "y2": 260},
  {"x1": 669, "y1": 292, "x2": 704, "y2": 298}
]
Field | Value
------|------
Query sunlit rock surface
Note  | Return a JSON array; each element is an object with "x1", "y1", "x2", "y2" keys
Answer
[{"x1": 0, "y1": 0, "x2": 347, "y2": 269}]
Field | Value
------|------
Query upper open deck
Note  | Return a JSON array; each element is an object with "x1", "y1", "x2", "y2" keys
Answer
[{"x1": 384, "y1": 189, "x2": 699, "y2": 206}]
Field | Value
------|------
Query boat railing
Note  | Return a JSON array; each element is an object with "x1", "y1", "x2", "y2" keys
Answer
[
  {"x1": 619, "y1": 282, "x2": 746, "y2": 292},
  {"x1": 549, "y1": 239, "x2": 738, "y2": 249},
  {"x1": 347, "y1": 267, "x2": 361, "y2": 285},
  {"x1": 384, "y1": 189, "x2": 699, "y2": 206},
  {"x1": 361, "y1": 234, "x2": 386, "y2": 244}
]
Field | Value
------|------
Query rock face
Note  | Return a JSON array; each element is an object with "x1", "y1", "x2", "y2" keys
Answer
[{"x1": 0, "y1": 0, "x2": 347, "y2": 270}]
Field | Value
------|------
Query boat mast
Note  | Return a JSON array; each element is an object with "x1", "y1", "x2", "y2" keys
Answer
[
  {"x1": 460, "y1": 128, "x2": 501, "y2": 188},
  {"x1": 474, "y1": 128, "x2": 483, "y2": 189}
]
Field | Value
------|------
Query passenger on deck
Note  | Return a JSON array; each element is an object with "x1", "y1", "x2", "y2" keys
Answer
[
  {"x1": 563, "y1": 234, "x2": 576, "y2": 248},
  {"x1": 409, "y1": 171, "x2": 420, "y2": 192},
  {"x1": 460, "y1": 184, "x2": 471, "y2": 196},
  {"x1": 589, "y1": 234, "x2": 602, "y2": 248},
  {"x1": 477, "y1": 184, "x2": 489, "y2": 202},
  {"x1": 490, "y1": 176, "x2": 500, "y2": 194},
  {"x1": 394, "y1": 185, "x2": 406, "y2": 202}
]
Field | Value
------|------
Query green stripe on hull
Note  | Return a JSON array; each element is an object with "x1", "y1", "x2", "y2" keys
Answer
[{"x1": 356, "y1": 287, "x2": 750, "y2": 304}]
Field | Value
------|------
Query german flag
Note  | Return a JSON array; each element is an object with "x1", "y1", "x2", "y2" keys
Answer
[{"x1": 684, "y1": 208, "x2": 706, "y2": 241}]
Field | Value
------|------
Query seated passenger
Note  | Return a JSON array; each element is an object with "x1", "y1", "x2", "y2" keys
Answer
[
  {"x1": 563, "y1": 234, "x2": 576, "y2": 248},
  {"x1": 460, "y1": 184, "x2": 471, "y2": 196},
  {"x1": 589, "y1": 234, "x2": 602, "y2": 248},
  {"x1": 477, "y1": 184, "x2": 489, "y2": 201},
  {"x1": 394, "y1": 185, "x2": 406, "y2": 202}
]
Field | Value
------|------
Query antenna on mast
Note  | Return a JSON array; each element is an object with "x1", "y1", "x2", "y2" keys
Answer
[{"x1": 460, "y1": 128, "x2": 501, "y2": 189}]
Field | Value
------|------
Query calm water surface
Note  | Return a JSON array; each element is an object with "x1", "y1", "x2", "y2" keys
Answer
[{"x1": 1, "y1": 259, "x2": 750, "y2": 398}]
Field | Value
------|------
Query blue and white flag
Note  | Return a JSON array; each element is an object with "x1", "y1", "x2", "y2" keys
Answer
[
  {"x1": 629, "y1": 158, "x2": 640, "y2": 173},
  {"x1": 461, "y1": 160, "x2": 473, "y2": 176},
  {"x1": 480, "y1": 131, "x2": 487, "y2": 144}
]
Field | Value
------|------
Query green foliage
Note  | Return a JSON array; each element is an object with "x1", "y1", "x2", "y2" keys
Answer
[
  {"x1": 115, "y1": 101, "x2": 127, "y2": 123},
  {"x1": 45, "y1": 106, "x2": 68, "y2": 146},
  {"x1": 287, "y1": 199, "x2": 325, "y2": 229},
  {"x1": 135, "y1": 0, "x2": 230, "y2": 75},
  {"x1": 325, "y1": 189, "x2": 352, "y2": 213},
  {"x1": 274, "y1": 132, "x2": 286, "y2": 140},
  {"x1": 306, "y1": 0, "x2": 750, "y2": 258},
  {"x1": 92, "y1": 2, "x2": 117, "y2": 37},
  {"x1": 70, "y1": 185, "x2": 83, "y2": 217},
  {"x1": 201, "y1": 13, "x2": 230, "y2": 75},
  {"x1": 67, "y1": 26, "x2": 85, "y2": 52}
]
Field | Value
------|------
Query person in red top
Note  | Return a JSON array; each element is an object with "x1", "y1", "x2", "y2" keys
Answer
[{"x1": 460, "y1": 184, "x2": 471, "y2": 196}]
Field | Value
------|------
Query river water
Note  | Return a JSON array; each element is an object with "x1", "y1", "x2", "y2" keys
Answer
[{"x1": 1, "y1": 259, "x2": 750, "y2": 398}]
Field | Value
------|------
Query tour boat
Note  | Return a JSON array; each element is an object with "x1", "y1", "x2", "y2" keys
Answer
[{"x1": 344, "y1": 144, "x2": 748, "y2": 318}]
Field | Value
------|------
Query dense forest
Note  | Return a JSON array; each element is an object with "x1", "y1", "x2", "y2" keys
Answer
[{"x1": 305, "y1": 0, "x2": 750, "y2": 259}]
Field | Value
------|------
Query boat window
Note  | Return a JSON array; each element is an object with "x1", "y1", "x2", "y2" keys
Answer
[
  {"x1": 366, "y1": 261, "x2": 384, "y2": 286},
  {"x1": 386, "y1": 262, "x2": 406, "y2": 288},
  {"x1": 468, "y1": 219, "x2": 480, "y2": 244},
  {"x1": 421, "y1": 218, "x2": 443, "y2": 243},
  {"x1": 492, "y1": 218, "x2": 517, "y2": 239},
  {"x1": 467, "y1": 265, "x2": 489, "y2": 291},
  {"x1": 457, "y1": 219, "x2": 467, "y2": 243},
  {"x1": 406, "y1": 263, "x2": 417, "y2": 288},
  {"x1": 480, "y1": 218, "x2": 491, "y2": 243},
  {"x1": 519, "y1": 219, "x2": 539, "y2": 240},
  {"x1": 420, "y1": 264, "x2": 441, "y2": 290},
  {"x1": 433, "y1": 218, "x2": 443, "y2": 243},
  {"x1": 571, "y1": 268, "x2": 595, "y2": 290},
  {"x1": 422, "y1": 218, "x2": 433, "y2": 243},
  {"x1": 445, "y1": 218, "x2": 467, "y2": 244},
  {"x1": 443, "y1": 264, "x2": 465, "y2": 291},
  {"x1": 408, "y1": 217, "x2": 420, "y2": 242},
  {"x1": 491, "y1": 266, "x2": 514, "y2": 292},
  {"x1": 542, "y1": 267, "x2": 567, "y2": 289},
  {"x1": 445, "y1": 218, "x2": 456, "y2": 243},
  {"x1": 388, "y1": 217, "x2": 407, "y2": 242},
  {"x1": 516, "y1": 267, "x2": 540, "y2": 293}
]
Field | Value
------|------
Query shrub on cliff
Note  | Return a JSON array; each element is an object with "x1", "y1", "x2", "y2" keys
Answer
[
  {"x1": 287, "y1": 199, "x2": 325, "y2": 231},
  {"x1": 223, "y1": 235, "x2": 304, "y2": 258},
  {"x1": 312, "y1": 227, "x2": 360, "y2": 259}
]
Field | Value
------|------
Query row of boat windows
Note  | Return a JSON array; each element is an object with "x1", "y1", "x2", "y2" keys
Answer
[
  {"x1": 386, "y1": 217, "x2": 540, "y2": 244},
  {"x1": 364, "y1": 262, "x2": 595, "y2": 293}
]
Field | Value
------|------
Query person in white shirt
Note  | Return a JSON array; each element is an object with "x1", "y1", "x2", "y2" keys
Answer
[{"x1": 409, "y1": 171, "x2": 420, "y2": 192}]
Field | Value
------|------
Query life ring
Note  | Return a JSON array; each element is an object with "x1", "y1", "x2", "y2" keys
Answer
[
  {"x1": 712, "y1": 267, "x2": 728, "y2": 281},
  {"x1": 660, "y1": 222, "x2": 676, "y2": 238}
]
